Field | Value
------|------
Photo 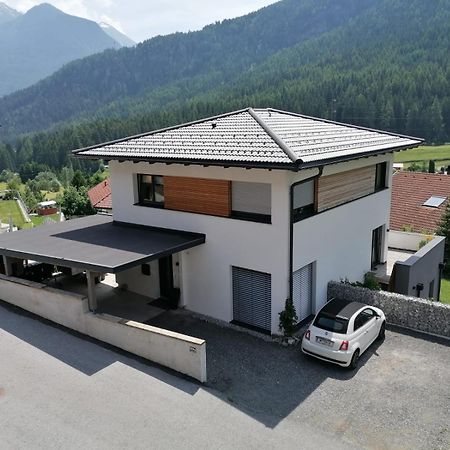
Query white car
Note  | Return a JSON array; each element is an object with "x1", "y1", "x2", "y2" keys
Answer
[{"x1": 301, "y1": 298, "x2": 386, "y2": 369}]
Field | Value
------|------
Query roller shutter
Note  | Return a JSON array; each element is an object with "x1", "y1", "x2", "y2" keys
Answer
[
  {"x1": 293, "y1": 263, "x2": 313, "y2": 322},
  {"x1": 232, "y1": 267, "x2": 271, "y2": 332}
]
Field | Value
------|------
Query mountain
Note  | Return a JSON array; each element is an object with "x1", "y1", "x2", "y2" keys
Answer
[
  {"x1": 0, "y1": 3, "x2": 124, "y2": 96},
  {"x1": 1, "y1": 0, "x2": 450, "y2": 172},
  {"x1": 0, "y1": 0, "x2": 380, "y2": 135},
  {"x1": 100, "y1": 22, "x2": 135, "y2": 47},
  {"x1": 0, "y1": 1, "x2": 19, "y2": 24}
]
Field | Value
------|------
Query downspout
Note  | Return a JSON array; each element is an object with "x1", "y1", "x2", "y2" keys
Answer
[{"x1": 289, "y1": 167, "x2": 323, "y2": 304}]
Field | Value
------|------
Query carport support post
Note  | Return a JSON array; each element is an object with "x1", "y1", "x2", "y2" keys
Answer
[
  {"x1": 3, "y1": 255, "x2": 12, "y2": 276},
  {"x1": 86, "y1": 271, "x2": 98, "y2": 312}
]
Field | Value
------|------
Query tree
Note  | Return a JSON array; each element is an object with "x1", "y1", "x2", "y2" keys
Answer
[
  {"x1": 428, "y1": 160, "x2": 436, "y2": 173},
  {"x1": 437, "y1": 203, "x2": 450, "y2": 275},
  {"x1": 22, "y1": 185, "x2": 38, "y2": 213},
  {"x1": 60, "y1": 166, "x2": 74, "y2": 188},
  {"x1": 71, "y1": 170, "x2": 86, "y2": 189},
  {"x1": 60, "y1": 186, "x2": 95, "y2": 218}
]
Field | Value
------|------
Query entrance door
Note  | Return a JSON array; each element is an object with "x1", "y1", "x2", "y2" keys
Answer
[
  {"x1": 371, "y1": 226, "x2": 383, "y2": 269},
  {"x1": 232, "y1": 266, "x2": 271, "y2": 332},
  {"x1": 159, "y1": 255, "x2": 174, "y2": 299},
  {"x1": 293, "y1": 263, "x2": 313, "y2": 322}
]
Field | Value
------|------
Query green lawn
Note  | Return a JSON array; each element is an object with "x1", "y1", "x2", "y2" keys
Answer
[
  {"x1": 395, "y1": 144, "x2": 450, "y2": 164},
  {"x1": 440, "y1": 278, "x2": 450, "y2": 305},
  {"x1": 30, "y1": 213, "x2": 60, "y2": 226},
  {"x1": 0, "y1": 200, "x2": 27, "y2": 228}
]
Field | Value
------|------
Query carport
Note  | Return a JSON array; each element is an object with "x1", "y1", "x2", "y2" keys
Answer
[{"x1": 0, "y1": 214, "x2": 205, "y2": 312}]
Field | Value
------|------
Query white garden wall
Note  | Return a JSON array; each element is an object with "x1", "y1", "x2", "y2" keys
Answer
[{"x1": 0, "y1": 275, "x2": 207, "y2": 382}]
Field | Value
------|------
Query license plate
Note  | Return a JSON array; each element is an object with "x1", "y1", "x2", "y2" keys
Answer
[{"x1": 316, "y1": 337, "x2": 333, "y2": 347}]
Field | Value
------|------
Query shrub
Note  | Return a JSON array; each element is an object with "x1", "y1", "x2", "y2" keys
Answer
[{"x1": 279, "y1": 298, "x2": 298, "y2": 337}]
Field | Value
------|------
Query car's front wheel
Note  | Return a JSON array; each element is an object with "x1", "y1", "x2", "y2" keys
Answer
[
  {"x1": 348, "y1": 349, "x2": 360, "y2": 370},
  {"x1": 377, "y1": 321, "x2": 386, "y2": 341}
]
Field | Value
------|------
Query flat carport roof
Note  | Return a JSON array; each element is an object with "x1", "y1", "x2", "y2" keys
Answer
[{"x1": 0, "y1": 215, "x2": 205, "y2": 273}]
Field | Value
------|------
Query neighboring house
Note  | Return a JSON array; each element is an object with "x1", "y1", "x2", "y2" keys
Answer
[
  {"x1": 390, "y1": 171, "x2": 450, "y2": 233},
  {"x1": 37, "y1": 200, "x2": 58, "y2": 216},
  {"x1": 88, "y1": 178, "x2": 112, "y2": 213},
  {"x1": 0, "y1": 108, "x2": 424, "y2": 335}
]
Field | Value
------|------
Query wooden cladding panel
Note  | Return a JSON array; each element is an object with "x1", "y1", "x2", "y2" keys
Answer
[
  {"x1": 317, "y1": 165, "x2": 376, "y2": 212},
  {"x1": 164, "y1": 176, "x2": 231, "y2": 217}
]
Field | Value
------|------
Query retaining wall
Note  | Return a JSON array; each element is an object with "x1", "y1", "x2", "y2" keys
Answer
[
  {"x1": 328, "y1": 281, "x2": 450, "y2": 338},
  {"x1": 0, "y1": 274, "x2": 207, "y2": 382}
]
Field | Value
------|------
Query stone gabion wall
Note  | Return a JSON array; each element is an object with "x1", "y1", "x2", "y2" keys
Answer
[{"x1": 328, "y1": 281, "x2": 450, "y2": 338}]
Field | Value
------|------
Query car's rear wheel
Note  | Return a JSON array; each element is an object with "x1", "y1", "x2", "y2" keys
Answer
[
  {"x1": 348, "y1": 349, "x2": 360, "y2": 370},
  {"x1": 377, "y1": 321, "x2": 386, "y2": 341}
]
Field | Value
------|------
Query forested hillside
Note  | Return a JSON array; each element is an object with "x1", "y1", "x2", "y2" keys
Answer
[
  {"x1": 0, "y1": 0, "x2": 378, "y2": 136},
  {"x1": 0, "y1": 0, "x2": 449, "y2": 174}
]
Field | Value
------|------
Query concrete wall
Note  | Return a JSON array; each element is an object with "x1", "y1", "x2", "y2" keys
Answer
[
  {"x1": 394, "y1": 236, "x2": 445, "y2": 299},
  {"x1": 116, "y1": 260, "x2": 160, "y2": 299},
  {"x1": 0, "y1": 275, "x2": 207, "y2": 382},
  {"x1": 110, "y1": 161, "x2": 291, "y2": 334},
  {"x1": 328, "y1": 281, "x2": 450, "y2": 338},
  {"x1": 291, "y1": 154, "x2": 393, "y2": 314}
]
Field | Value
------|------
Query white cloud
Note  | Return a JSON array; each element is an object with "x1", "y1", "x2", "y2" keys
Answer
[{"x1": 6, "y1": 0, "x2": 279, "y2": 42}]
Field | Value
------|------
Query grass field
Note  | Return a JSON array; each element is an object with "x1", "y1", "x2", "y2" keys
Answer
[
  {"x1": 440, "y1": 278, "x2": 450, "y2": 305},
  {"x1": 0, "y1": 200, "x2": 28, "y2": 228},
  {"x1": 395, "y1": 144, "x2": 450, "y2": 168},
  {"x1": 30, "y1": 213, "x2": 60, "y2": 226}
]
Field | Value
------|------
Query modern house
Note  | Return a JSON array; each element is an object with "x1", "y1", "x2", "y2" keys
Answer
[
  {"x1": 0, "y1": 108, "x2": 425, "y2": 337},
  {"x1": 71, "y1": 107, "x2": 424, "y2": 333},
  {"x1": 88, "y1": 178, "x2": 112, "y2": 213}
]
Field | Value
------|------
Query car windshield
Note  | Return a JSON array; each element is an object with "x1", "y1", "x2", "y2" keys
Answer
[{"x1": 314, "y1": 313, "x2": 348, "y2": 334}]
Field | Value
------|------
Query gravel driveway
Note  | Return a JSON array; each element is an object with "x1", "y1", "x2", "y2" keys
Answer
[{"x1": 149, "y1": 311, "x2": 450, "y2": 450}]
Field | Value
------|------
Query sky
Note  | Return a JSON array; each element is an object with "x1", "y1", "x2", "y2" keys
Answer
[{"x1": 6, "y1": 0, "x2": 279, "y2": 42}]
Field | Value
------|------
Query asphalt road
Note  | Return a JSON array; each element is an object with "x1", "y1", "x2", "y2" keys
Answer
[
  {"x1": 2, "y1": 303, "x2": 450, "y2": 450},
  {"x1": 0, "y1": 303, "x2": 353, "y2": 450}
]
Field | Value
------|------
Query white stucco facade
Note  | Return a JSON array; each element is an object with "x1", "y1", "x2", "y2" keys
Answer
[{"x1": 109, "y1": 153, "x2": 393, "y2": 334}]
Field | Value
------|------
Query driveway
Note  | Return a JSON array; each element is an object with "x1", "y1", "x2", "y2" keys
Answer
[
  {"x1": 1, "y1": 302, "x2": 449, "y2": 450},
  {"x1": 149, "y1": 311, "x2": 450, "y2": 450}
]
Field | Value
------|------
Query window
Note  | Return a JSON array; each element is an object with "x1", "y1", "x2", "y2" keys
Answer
[
  {"x1": 138, "y1": 174, "x2": 164, "y2": 206},
  {"x1": 231, "y1": 181, "x2": 271, "y2": 223},
  {"x1": 423, "y1": 196, "x2": 446, "y2": 208},
  {"x1": 375, "y1": 162, "x2": 387, "y2": 191},
  {"x1": 313, "y1": 313, "x2": 348, "y2": 334},
  {"x1": 353, "y1": 309, "x2": 375, "y2": 331},
  {"x1": 141, "y1": 264, "x2": 151, "y2": 276},
  {"x1": 292, "y1": 179, "x2": 316, "y2": 222}
]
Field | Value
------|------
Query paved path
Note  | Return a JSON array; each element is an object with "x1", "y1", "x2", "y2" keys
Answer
[{"x1": 0, "y1": 304, "x2": 353, "y2": 450}]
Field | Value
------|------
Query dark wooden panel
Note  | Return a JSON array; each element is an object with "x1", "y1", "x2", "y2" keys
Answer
[
  {"x1": 317, "y1": 165, "x2": 376, "y2": 212},
  {"x1": 164, "y1": 176, "x2": 231, "y2": 217}
]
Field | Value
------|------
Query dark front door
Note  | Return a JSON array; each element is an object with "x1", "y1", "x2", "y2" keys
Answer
[
  {"x1": 159, "y1": 255, "x2": 174, "y2": 299},
  {"x1": 371, "y1": 226, "x2": 383, "y2": 269}
]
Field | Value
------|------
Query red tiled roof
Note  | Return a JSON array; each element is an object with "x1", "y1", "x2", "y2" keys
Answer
[
  {"x1": 390, "y1": 172, "x2": 450, "y2": 233},
  {"x1": 88, "y1": 178, "x2": 112, "y2": 210}
]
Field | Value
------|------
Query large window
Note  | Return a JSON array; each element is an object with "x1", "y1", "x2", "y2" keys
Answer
[
  {"x1": 375, "y1": 162, "x2": 387, "y2": 191},
  {"x1": 292, "y1": 180, "x2": 315, "y2": 222},
  {"x1": 138, "y1": 174, "x2": 164, "y2": 206}
]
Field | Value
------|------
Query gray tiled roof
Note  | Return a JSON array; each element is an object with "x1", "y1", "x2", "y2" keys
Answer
[{"x1": 73, "y1": 108, "x2": 423, "y2": 169}]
